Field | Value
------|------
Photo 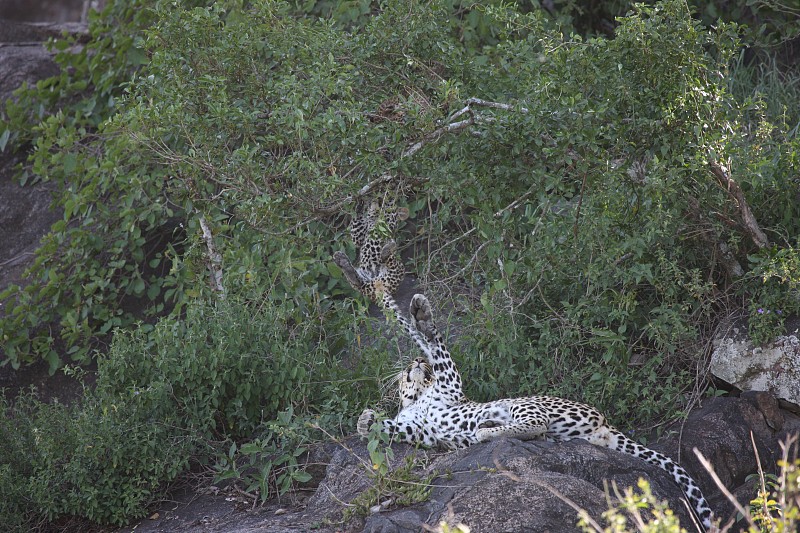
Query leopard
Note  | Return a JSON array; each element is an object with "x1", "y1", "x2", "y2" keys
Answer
[
  {"x1": 357, "y1": 292, "x2": 714, "y2": 531},
  {"x1": 333, "y1": 196, "x2": 408, "y2": 302}
]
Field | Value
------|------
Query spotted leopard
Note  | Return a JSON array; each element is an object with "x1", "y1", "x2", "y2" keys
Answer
[
  {"x1": 333, "y1": 197, "x2": 408, "y2": 302},
  {"x1": 357, "y1": 292, "x2": 713, "y2": 530}
]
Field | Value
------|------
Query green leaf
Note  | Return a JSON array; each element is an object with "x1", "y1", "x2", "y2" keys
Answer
[
  {"x1": 0, "y1": 128, "x2": 10, "y2": 152},
  {"x1": 132, "y1": 278, "x2": 145, "y2": 295},
  {"x1": 292, "y1": 470, "x2": 312, "y2": 482},
  {"x1": 63, "y1": 153, "x2": 77, "y2": 175},
  {"x1": 45, "y1": 350, "x2": 61, "y2": 374}
]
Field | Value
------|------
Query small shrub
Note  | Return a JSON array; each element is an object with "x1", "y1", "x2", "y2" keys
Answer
[
  {"x1": 577, "y1": 479, "x2": 688, "y2": 533},
  {"x1": 0, "y1": 288, "x2": 375, "y2": 528},
  {"x1": 0, "y1": 388, "x2": 195, "y2": 529},
  {"x1": 97, "y1": 294, "x2": 318, "y2": 438},
  {"x1": 745, "y1": 246, "x2": 800, "y2": 346},
  {"x1": 212, "y1": 408, "x2": 317, "y2": 504}
]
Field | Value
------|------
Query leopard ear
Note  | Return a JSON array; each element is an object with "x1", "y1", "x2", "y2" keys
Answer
[{"x1": 396, "y1": 207, "x2": 409, "y2": 221}]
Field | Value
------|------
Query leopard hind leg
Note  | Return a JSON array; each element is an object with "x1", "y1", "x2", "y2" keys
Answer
[{"x1": 475, "y1": 404, "x2": 547, "y2": 442}]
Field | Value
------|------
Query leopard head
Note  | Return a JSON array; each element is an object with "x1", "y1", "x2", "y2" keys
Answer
[{"x1": 398, "y1": 357, "x2": 434, "y2": 408}]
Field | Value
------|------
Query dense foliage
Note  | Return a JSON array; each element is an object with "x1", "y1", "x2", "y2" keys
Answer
[{"x1": 1, "y1": 0, "x2": 800, "y2": 528}]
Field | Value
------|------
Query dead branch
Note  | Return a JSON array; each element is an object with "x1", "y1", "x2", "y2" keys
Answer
[
  {"x1": 198, "y1": 214, "x2": 225, "y2": 297},
  {"x1": 494, "y1": 184, "x2": 536, "y2": 218},
  {"x1": 314, "y1": 174, "x2": 396, "y2": 216},
  {"x1": 465, "y1": 97, "x2": 530, "y2": 114},
  {"x1": 709, "y1": 160, "x2": 769, "y2": 249},
  {"x1": 404, "y1": 98, "x2": 529, "y2": 159},
  {"x1": 685, "y1": 195, "x2": 744, "y2": 278},
  {"x1": 694, "y1": 448, "x2": 758, "y2": 531},
  {"x1": 403, "y1": 116, "x2": 476, "y2": 158},
  {"x1": 332, "y1": 251, "x2": 365, "y2": 294}
]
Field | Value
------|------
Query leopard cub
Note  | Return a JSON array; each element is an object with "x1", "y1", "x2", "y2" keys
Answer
[{"x1": 333, "y1": 197, "x2": 408, "y2": 301}]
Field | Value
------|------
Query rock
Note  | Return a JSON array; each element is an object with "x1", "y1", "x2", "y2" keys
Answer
[
  {"x1": 653, "y1": 393, "x2": 800, "y2": 528},
  {"x1": 363, "y1": 438, "x2": 700, "y2": 533},
  {"x1": 0, "y1": 0, "x2": 88, "y2": 23},
  {"x1": 349, "y1": 394, "x2": 800, "y2": 532},
  {"x1": 352, "y1": 395, "x2": 800, "y2": 533},
  {"x1": 0, "y1": 22, "x2": 79, "y2": 397},
  {"x1": 710, "y1": 319, "x2": 800, "y2": 408},
  {"x1": 315, "y1": 438, "x2": 702, "y2": 533},
  {"x1": 0, "y1": 19, "x2": 87, "y2": 43}
]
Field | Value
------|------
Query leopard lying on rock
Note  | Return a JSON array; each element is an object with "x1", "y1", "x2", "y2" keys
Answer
[{"x1": 356, "y1": 292, "x2": 714, "y2": 531}]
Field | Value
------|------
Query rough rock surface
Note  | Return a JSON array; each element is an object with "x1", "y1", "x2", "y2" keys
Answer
[
  {"x1": 362, "y1": 438, "x2": 699, "y2": 533},
  {"x1": 0, "y1": 20, "x2": 89, "y2": 299},
  {"x1": 654, "y1": 392, "x2": 800, "y2": 524},
  {"x1": 0, "y1": 0, "x2": 88, "y2": 23},
  {"x1": 711, "y1": 318, "x2": 800, "y2": 408}
]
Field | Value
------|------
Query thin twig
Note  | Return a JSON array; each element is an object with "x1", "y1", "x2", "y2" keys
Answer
[
  {"x1": 440, "y1": 239, "x2": 491, "y2": 284},
  {"x1": 693, "y1": 447, "x2": 758, "y2": 531},
  {"x1": 313, "y1": 173, "x2": 395, "y2": 216},
  {"x1": 316, "y1": 97, "x2": 532, "y2": 216},
  {"x1": 573, "y1": 172, "x2": 588, "y2": 238},
  {"x1": 0, "y1": 251, "x2": 34, "y2": 267},
  {"x1": 777, "y1": 433, "x2": 799, "y2": 521},
  {"x1": 750, "y1": 430, "x2": 772, "y2": 526},
  {"x1": 533, "y1": 478, "x2": 605, "y2": 532},
  {"x1": 495, "y1": 185, "x2": 536, "y2": 218}
]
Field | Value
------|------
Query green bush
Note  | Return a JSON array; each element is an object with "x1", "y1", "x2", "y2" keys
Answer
[
  {"x1": 0, "y1": 388, "x2": 195, "y2": 529},
  {"x1": 2, "y1": 1, "x2": 800, "y2": 527},
  {"x1": 0, "y1": 289, "x2": 381, "y2": 528},
  {"x1": 97, "y1": 295, "x2": 315, "y2": 438}
]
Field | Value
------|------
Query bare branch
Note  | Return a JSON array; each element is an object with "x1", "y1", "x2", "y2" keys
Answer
[
  {"x1": 685, "y1": 195, "x2": 744, "y2": 278},
  {"x1": 404, "y1": 98, "x2": 529, "y2": 159},
  {"x1": 403, "y1": 116, "x2": 476, "y2": 158},
  {"x1": 494, "y1": 185, "x2": 536, "y2": 218},
  {"x1": 198, "y1": 214, "x2": 225, "y2": 297},
  {"x1": 709, "y1": 160, "x2": 769, "y2": 249},
  {"x1": 465, "y1": 97, "x2": 530, "y2": 114},
  {"x1": 447, "y1": 103, "x2": 473, "y2": 123},
  {"x1": 313, "y1": 174, "x2": 396, "y2": 216},
  {"x1": 317, "y1": 97, "x2": 531, "y2": 215}
]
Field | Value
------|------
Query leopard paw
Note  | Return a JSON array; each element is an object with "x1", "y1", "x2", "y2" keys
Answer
[
  {"x1": 410, "y1": 294, "x2": 435, "y2": 340},
  {"x1": 378, "y1": 239, "x2": 397, "y2": 263},
  {"x1": 357, "y1": 409, "x2": 377, "y2": 437},
  {"x1": 474, "y1": 427, "x2": 494, "y2": 442}
]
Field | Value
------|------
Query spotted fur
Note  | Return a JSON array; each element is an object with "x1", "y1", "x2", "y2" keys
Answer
[
  {"x1": 348, "y1": 198, "x2": 408, "y2": 301},
  {"x1": 358, "y1": 293, "x2": 713, "y2": 531}
]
